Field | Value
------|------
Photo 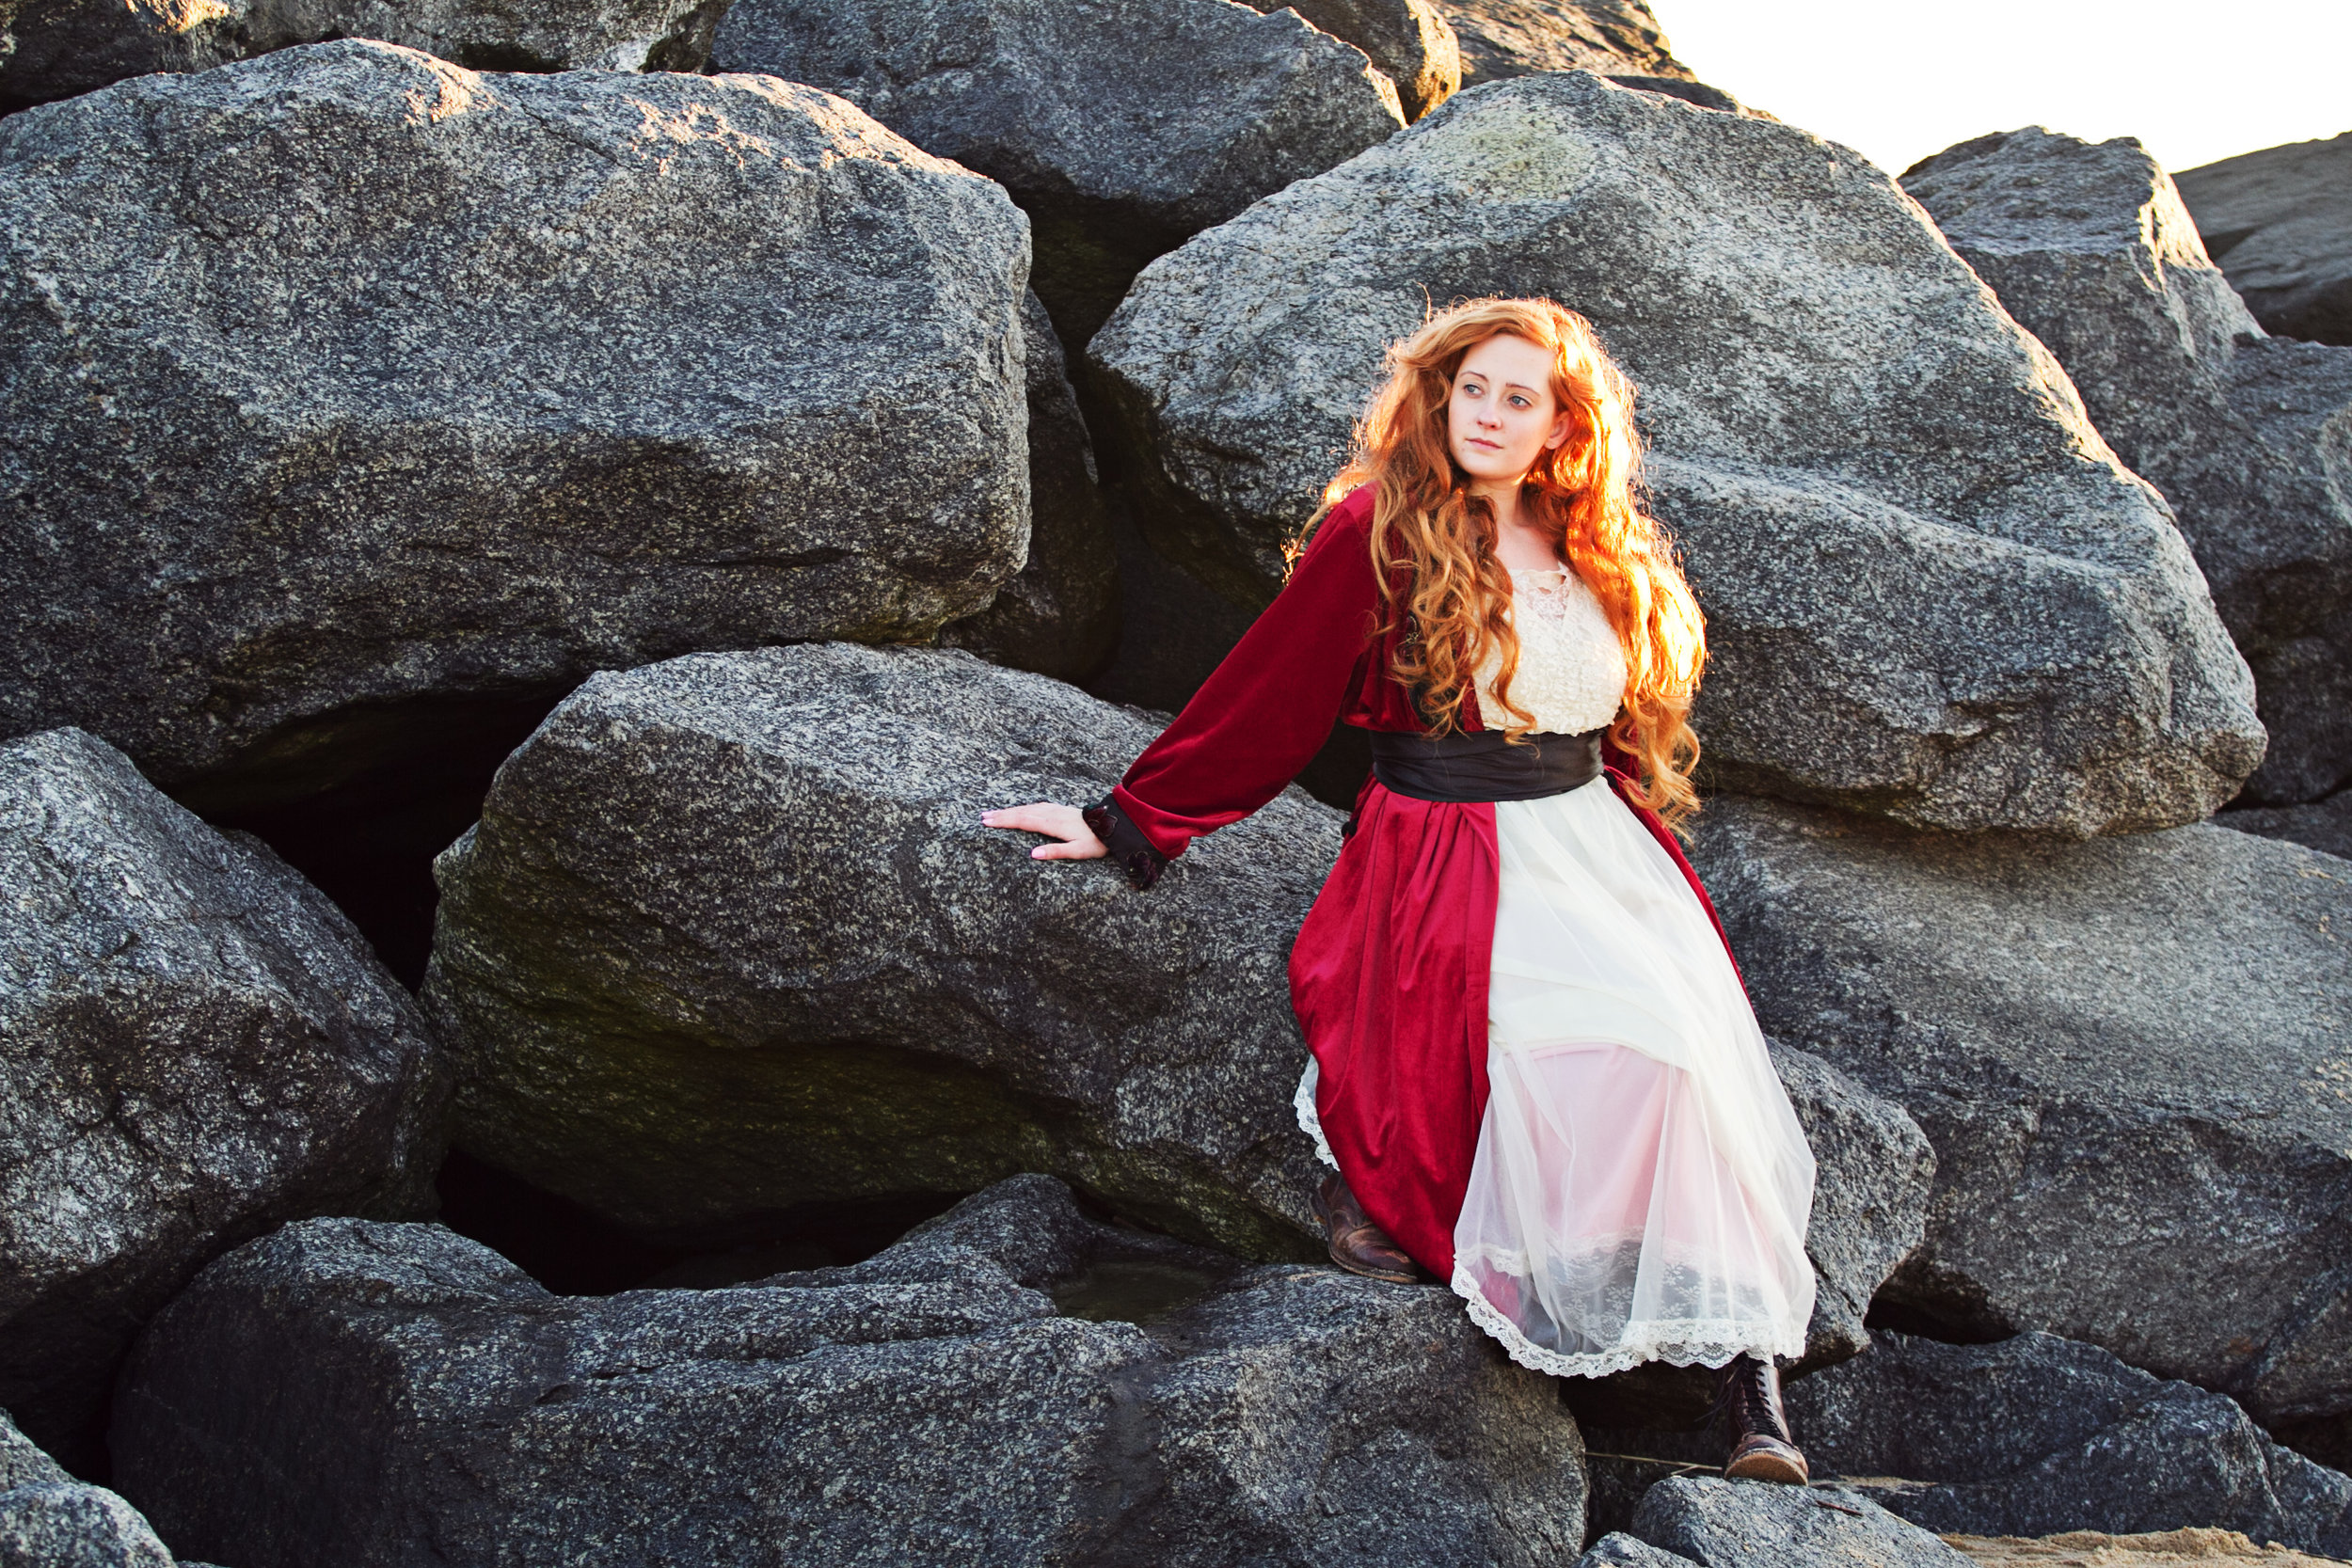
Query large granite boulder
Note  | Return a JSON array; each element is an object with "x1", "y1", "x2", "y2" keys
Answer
[
  {"x1": 0, "y1": 1412, "x2": 175, "y2": 1568},
  {"x1": 422, "y1": 642, "x2": 1343, "y2": 1258},
  {"x1": 112, "y1": 1178, "x2": 1587, "y2": 1568},
  {"x1": 1089, "y1": 71, "x2": 2263, "y2": 838},
  {"x1": 1903, "y1": 128, "x2": 2352, "y2": 805},
  {"x1": 0, "y1": 41, "x2": 1032, "y2": 813},
  {"x1": 1438, "y1": 0, "x2": 1689, "y2": 85},
  {"x1": 1772, "y1": 1041, "x2": 1933, "y2": 1370},
  {"x1": 1630, "y1": 1476, "x2": 1970, "y2": 1567},
  {"x1": 1788, "y1": 1332, "x2": 2352, "y2": 1556},
  {"x1": 1685, "y1": 793, "x2": 2352, "y2": 1432},
  {"x1": 707, "y1": 0, "x2": 1405, "y2": 346},
  {"x1": 940, "y1": 291, "x2": 1121, "y2": 685},
  {"x1": 0, "y1": 0, "x2": 727, "y2": 112},
  {"x1": 1239, "y1": 0, "x2": 1462, "y2": 121},
  {"x1": 2215, "y1": 335, "x2": 2352, "y2": 799},
  {"x1": 0, "y1": 729, "x2": 446, "y2": 1473},
  {"x1": 2177, "y1": 132, "x2": 2352, "y2": 349}
]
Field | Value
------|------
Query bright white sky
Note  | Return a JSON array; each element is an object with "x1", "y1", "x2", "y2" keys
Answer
[{"x1": 1656, "y1": 0, "x2": 2352, "y2": 178}]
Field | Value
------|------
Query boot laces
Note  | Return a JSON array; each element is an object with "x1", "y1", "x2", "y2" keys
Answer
[{"x1": 1705, "y1": 1354, "x2": 1790, "y2": 1444}]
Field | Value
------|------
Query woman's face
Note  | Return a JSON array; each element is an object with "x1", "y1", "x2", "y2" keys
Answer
[{"x1": 1447, "y1": 334, "x2": 1572, "y2": 486}]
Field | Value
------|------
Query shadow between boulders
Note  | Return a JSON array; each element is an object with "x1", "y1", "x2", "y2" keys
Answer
[
  {"x1": 192, "y1": 690, "x2": 570, "y2": 989},
  {"x1": 432, "y1": 1148, "x2": 970, "y2": 1296}
]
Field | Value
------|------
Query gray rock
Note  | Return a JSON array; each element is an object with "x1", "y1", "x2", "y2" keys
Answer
[
  {"x1": 1239, "y1": 0, "x2": 1462, "y2": 120},
  {"x1": 1575, "y1": 1444, "x2": 1715, "y2": 1548},
  {"x1": 0, "y1": 1485, "x2": 175, "y2": 1568},
  {"x1": 0, "y1": 729, "x2": 447, "y2": 1472},
  {"x1": 1631, "y1": 1475, "x2": 1970, "y2": 1566},
  {"x1": 0, "y1": 0, "x2": 249, "y2": 114},
  {"x1": 940, "y1": 291, "x2": 1121, "y2": 685},
  {"x1": 707, "y1": 0, "x2": 1405, "y2": 346},
  {"x1": 1772, "y1": 1041, "x2": 1933, "y2": 1371},
  {"x1": 1684, "y1": 792, "x2": 2352, "y2": 1430},
  {"x1": 113, "y1": 1179, "x2": 1587, "y2": 1567},
  {"x1": 2177, "y1": 132, "x2": 2352, "y2": 348},
  {"x1": 0, "y1": 1412, "x2": 67, "y2": 1493},
  {"x1": 1602, "y1": 75, "x2": 1756, "y2": 117},
  {"x1": 0, "y1": 41, "x2": 1032, "y2": 812},
  {"x1": 2212, "y1": 335, "x2": 2352, "y2": 800},
  {"x1": 421, "y1": 642, "x2": 1343, "y2": 1258},
  {"x1": 2222, "y1": 793, "x2": 2352, "y2": 862},
  {"x1": 261, "y1": 0, "x2": 730, "y2": 71},
  {"x1": 1089, "y1": 71, "x2": 2262, "y2": 837},
  {"x1": 0, "y1": 0, "x2": 727, "y2": 112},
  {"x1": 1579, "y1": 1531, "x2": 1698, "y2": 1567},
  {"x1": 1903, "y1": 127, "x2": 2352, "y2": 805},
  {"x1": 1438, "y1": 0, "x2": 1690, "y2": 84},
  {"x1": 1084, "y1": 500, "x2": 1263, "y2": 721},
  {"x1": 1787, "y1": 1331, "x2": 2352, "y2": 1555},
  {"x1": 0, "y1": 1412, "x2": 176, "y2": 1567}
]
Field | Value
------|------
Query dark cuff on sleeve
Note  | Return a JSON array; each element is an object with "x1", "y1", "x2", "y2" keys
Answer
[{"x1": 1083, "y1": 795, "x2": 1168, "y2": 891}]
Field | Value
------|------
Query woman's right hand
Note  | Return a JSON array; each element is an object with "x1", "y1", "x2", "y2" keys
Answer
[{"x1": 980, "y1": 803, "x2": 1107, "y2": 861}]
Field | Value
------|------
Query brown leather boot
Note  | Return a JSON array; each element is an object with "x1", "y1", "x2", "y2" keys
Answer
[
  {"x1": 1712, "y1": 1354, "x2": 1810, "y2": 1484},
  {"x1": 1310, "y1": 1173, "x2": 1417, "y2": 1284}
]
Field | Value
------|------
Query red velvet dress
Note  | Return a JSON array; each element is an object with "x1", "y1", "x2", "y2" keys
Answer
[{"x1": 1112, "y1": 485, "x2": 1742, "y2": 1280}]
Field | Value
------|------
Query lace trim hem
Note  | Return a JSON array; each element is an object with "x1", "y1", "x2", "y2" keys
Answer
[
  {"x1": 1449, "y1": 1264, "x2": 1806, "y2": 1381},
  {"x1": 1294, "y1": 1066, "x2": 1338, "y2": 1170}
]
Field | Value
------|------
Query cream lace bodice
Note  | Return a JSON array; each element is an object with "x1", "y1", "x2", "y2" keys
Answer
[{"x1": 1474, "y1": 565, "x2": 1629, "y2": 735}]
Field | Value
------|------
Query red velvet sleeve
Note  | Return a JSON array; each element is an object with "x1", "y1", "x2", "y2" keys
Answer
[{"x1": 1111, "y1": 489, "x2": 1385, "y2": 860}]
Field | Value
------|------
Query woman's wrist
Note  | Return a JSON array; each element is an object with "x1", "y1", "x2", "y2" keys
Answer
[{"x1": 1083, "y1": 795, "x2": 1168, "y2": 891}]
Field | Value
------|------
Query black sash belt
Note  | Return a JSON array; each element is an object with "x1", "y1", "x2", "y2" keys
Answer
[{"x1": 1369, "y1": 726, "x2": 1607, "y2": 803}]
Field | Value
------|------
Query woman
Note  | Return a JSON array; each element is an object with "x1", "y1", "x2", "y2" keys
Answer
[{"x1": 984, "y1": 297, "x2": 1818, "y2": 1483}]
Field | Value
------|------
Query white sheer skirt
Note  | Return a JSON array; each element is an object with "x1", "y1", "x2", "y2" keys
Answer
[{"x1": 1298, "y1": 775, "x2": 1816, "y2": 1379}]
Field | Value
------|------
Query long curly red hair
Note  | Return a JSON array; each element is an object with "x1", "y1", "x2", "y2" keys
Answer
[{"x1": 1299, "y1": 297, "x2": 1708, "y2": 831}]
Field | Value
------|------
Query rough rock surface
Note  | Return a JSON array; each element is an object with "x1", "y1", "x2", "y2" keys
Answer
[
  {"x1": 113, "y1": 1178, "x2": 1587, "y2": 1568},
  {"x1": 2211, "y1": 336, "x2": 2352, "y2": 799},
  {"x1": 423, "y1": 643, "x2": 1343, "y2": 1257},
  {"x1": 1904, "y1": 128, "x2": 2352, "y2": 804},
  {"x1": 0, "y1": 1412, "x2": 175, "y2": 1568},
  {"x1": 1580, "y1": 1531, "x2": 1698, "y2": 1567},
  {"x1": 1239, "y1": 0, "x2": 1461, "y2": 120},
  {"x1": 0, "y1": 0, "x2": 727, "y2": 112},
  {"x1": 2221, "y1": 795, "x2": 2352, "y2": 862},
  {"x1": 1439, "y1": 0, "x2": 1689, "y2": 84},
  {"x1": 1788, "y1": 1332, "x2": 2352, "y2": 1556},
  {"x1": 2177, "y1": 133, "x2": 2352, "y2": 349},
  {"x1": 0, "y1": 729, "x2": 447, "y2": 1472},
  {"x1": 1089, "y1": 71, "x2": 2263, "y2": 837},
  {"x1": 1631, "y1": 1475, "x2": 1970, "y2": 1566},
  {"x1": 708, "y1": 0, "x2": 1405, "y2": 346},
  {"x1": 1685, "y1": 793, "x2": 2352, "y2": 1430},
  {"x1": 1772, "y1": 1040, "x2": 1933, "y2": 1370},
  {"x1": 0, "y1": 1487, "x2": 176, "y2": 1568},
  {"x1": 940, "y1": 291, "x2": 1121, "y2": 684},
  {"x1": 0, "y1": 41, "x2": 1032, "y2": 811}
]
